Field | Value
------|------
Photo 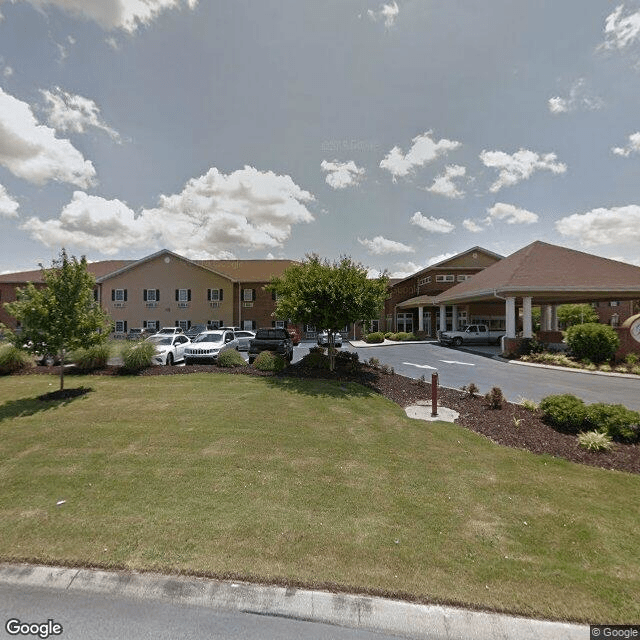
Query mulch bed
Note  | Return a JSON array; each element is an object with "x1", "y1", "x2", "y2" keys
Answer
[{"x1": 19, "y1": 361, "x2": 640, "y2": 475}]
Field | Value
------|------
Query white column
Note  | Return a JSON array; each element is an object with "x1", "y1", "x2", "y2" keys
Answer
[
  {"x1": 505, "y1": 297, "x2": 517, "y2": 338},
  {"x1": 522, "y1": 296, "x2": 533, "y2": 338},
  {"x1": 541, "y1": 305, "x2": 550, "y2": 331},
  {"x1": 418, "y1": 306, "x2": 424, "y2": 332},
  {"x1": 439, "y1": 305, "x2": 447, "y2": 333},
  {"x1": 550, "y1": 305, "x2": 558, "y2": 331},
  {"x1": 452, "y1": 305, "x2": 458, "y2": 331}
]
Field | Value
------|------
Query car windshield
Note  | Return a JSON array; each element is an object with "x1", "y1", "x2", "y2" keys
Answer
[
  {"x1": 193, "y1": 332, "x2": 223, "y2": 343},
  {"x1": 147, "y1": 336, "x2": 172, "y2": 345}
]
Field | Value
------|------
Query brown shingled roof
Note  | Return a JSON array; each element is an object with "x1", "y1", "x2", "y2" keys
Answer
[
  {"x1": 195, "y1": 259, "x2": 298, "y2": 281},
  {"x1": 435, "y1": 241, "x2": 640, "y2": 305},
  {"x1": 0, "y1": 260, "x2": 133, "y2": 284}
]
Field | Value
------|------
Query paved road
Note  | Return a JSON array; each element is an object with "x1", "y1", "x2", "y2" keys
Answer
[
  {"x1": 340, "y1": 341, "x2": 640, "y2": 410},
  {"x1": 0, "y1": 583, "x2": 403, "y2": 640}
]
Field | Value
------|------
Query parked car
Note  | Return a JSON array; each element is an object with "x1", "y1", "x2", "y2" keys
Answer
[
  {"x1": 184, "y1": 324, "x2": 207, "y2": 340},
  {"x1": 317, "y1": 330, "x2": 343, "y2": 347},
  {"x1": 184, "y1": 330, "x2": 238, "y2": 364},
  {"x1": 234, "y1": 330, "x2": 256, "y2": 351},
  {"x1": 155, "y1": 327, "x2": 184, "y2": 336},
  {"x1": 248, "y1": 328, "x2": 293, "y2": 364},
  {"x1": 127, "y1": 327, "x2": 149, "y2": 340},
  {"x1": 438, "y1": 324, "x2": 505, "y2": 347},
  {"x1": 145, "y1": 333, "x2": 190, "y2": 365}
]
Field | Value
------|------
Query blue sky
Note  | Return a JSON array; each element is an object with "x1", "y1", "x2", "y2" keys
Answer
[{"x1": 1, "y1": 1, "x2": 640, "y2": 276}]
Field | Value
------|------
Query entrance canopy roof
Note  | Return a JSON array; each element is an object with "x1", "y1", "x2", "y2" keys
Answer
[
  {"x1": 396, "y1": 294, "x2": 438, "y2": 309},
  {"x1": 434, "y1": 241, "x2": 640, "y2": 306}
]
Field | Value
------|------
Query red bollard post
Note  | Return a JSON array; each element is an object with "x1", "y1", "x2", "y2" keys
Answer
[{"x1": 431, "y1": 372, "x2": 438, "y2": 417}]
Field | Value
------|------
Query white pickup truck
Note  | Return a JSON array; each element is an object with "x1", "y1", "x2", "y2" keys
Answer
[{"x1": 438, "y1": 324, "x2": 505, "y2": 347}]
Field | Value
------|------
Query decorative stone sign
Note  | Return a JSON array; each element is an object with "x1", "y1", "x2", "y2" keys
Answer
[{"x1": 616, "y1": 313, "x2": 640, "y2": 358}]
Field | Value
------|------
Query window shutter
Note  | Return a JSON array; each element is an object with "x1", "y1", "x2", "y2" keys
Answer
[
  {"x1": 252, "y1": 321, "x2": 256, "y2": 330},
  {"x1": 143, "y1": 321, "x2": 147, "y2": 328},
  {"x1": 188, "y1": 289, "x2": 191, "y2": 302},
  {"x1": 207, "y1": 289, "x2": 211, "y2": 301},
  {"x1": 219, "y1": 288, "x2": 223, "y2": 301},
  {"x1": 124, "y1": 321, "x2": 128, "y2": 333},
  {"x1": 124, "y1": 289, "x2": 128, "y2": 302},
  {"x1": 175, "y1": 289, "x2": 179, "y2": 301},
  {"x1": 252, "y1": 289, "x2": 256, "y2": 301},
  {"x1": 111, "y1": 289, "x2": 115, "y2": 301},
  {"x1": 143, "y1": 289, "x2": 147, "y2": 302},
  {"x1": 156, "y1": 289, "x2": 160, "y2": 301},
  {"x1": 271, "y1": 320, "x2": 275, "y2": 327}
]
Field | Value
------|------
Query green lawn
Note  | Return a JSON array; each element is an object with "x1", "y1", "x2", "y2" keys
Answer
[{"x1": 0, "y1": 373, "x2": 638, "y2": 622}]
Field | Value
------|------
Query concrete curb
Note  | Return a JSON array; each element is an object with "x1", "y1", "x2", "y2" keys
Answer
[
  {"x1": 0, "y1": 563, "x2": 589, "y2": 639},
  {"x1": 507, "y1": 358, "x2": 640, "y2": 380}
]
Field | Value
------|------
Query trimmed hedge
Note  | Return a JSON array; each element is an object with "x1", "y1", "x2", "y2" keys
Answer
[
  {"x1": 584, "y1": 403, "x2": 640, "y2": 443},
  {"x1": 539, "y1": 394, "x2": 587, "y2": 434},
  {"x1": 72, "y1": 344, "x2": 111, "y2": 371},
  {"x1": 364, "y1": 332, "x2": 385, "y2": 344},
  {"x1": 216, "y1": 349, "x2": 247, "y2": 368},
  {"x1": 565, "y1": 323, "x2": 620, "y2": 364},
  {"x1": 253, "y1": 350, "x2": 287, "y2": 372}
]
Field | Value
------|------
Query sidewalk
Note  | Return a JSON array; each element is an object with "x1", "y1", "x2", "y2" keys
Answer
[{"x1": 0, "y1": 563, "x2": 589, "y2": 640}]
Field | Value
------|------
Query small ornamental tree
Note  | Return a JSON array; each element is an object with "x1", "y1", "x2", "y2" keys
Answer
[
  {"x1": 267, "y1": 255, "x2": 388, "y2": 371},
  {"x1": 4, "y1": 249, "x2": 112, "y2": 391}
]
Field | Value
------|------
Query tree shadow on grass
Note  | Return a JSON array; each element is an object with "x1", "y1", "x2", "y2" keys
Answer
[
  {"x1": 264, "y1": 375, "x2": 377, "y2": 400},
  {"x1": 0, "y1": 387, "x2": 93, "y2": 423}
]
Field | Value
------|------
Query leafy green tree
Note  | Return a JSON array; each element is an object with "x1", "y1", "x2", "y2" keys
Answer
[
  {"x1": 4, "y1": 249, "x2": 111, "y2": 391},
  {"x1": 557, "y1": 304, "x2": 598, "y2": 328},
  {"x1": 267, "y1": 255, "x2": 388, "y2": 371}
]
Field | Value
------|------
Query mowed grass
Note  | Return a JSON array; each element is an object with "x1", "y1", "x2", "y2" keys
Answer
[{"x1": 0, "y1": 374, "x2": 639, "y2": 622}]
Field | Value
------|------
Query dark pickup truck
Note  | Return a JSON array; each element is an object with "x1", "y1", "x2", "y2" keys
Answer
[{"x1": 248, "y1": 328, "x2": 294, "y2": 364}]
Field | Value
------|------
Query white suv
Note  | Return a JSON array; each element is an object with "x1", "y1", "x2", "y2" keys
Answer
[{"x1": 184, "y1": 330, "x2": 239, "y2": 364}]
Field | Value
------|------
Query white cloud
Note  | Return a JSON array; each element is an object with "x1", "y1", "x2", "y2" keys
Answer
[
  {"x1": 612, "y1": 131, "x2": 640, "y2": 157},
  {"x1": 389, "y1": 261, "x2": 426, "y2": 279},
  {"x1": 555, "y1": 205, "x2": 640, "y2": 246},
  {"x1": 0, "y1": 87, "x2": 96, "y2": 187},
  {"x1": 0, "y1": 184, "x2": 19, "y2": 217},
  {"x1": 548, "y1": 79, "x2": 603, "y2": 115},
  {"x1": 11, "y1": 0, "x2": 198, "y2": 32},
  {"x1": 463, "y1": 218, "x2": 483, "y2": 233},
  {"x1": 320, "y1": 159, "x2": 365, "y2": 189},
  {"x1": 410, "y1": 211, "x2": 455, "y2": 233},
  {"x1": 600, "y1": 5, "x2": 640, "y2": 51},
  {"x1": 367, "y1": 1, "x2": 399, "y2": 28},
  {"x1": 41, "y1": 87, "x2": 121, "y2": 142},
  {"x1": 427, "y1": 164, "x2": 466, "y2": 198},
  {"x1": 479, "y1": 148, "x2": 566, "y2": 193},
  {"x1": 485, "y1": 202, "x2": 538, "y2": 225},
  {"x1": 380, "y1": 131, "x2": 460, "y2": 181},
  {"x1": 22, "y1": 192, "x2": 151, "y2": 254},
  {"x1": 357, "y1": 235, "x2": 414, "y2": 255},
  {"x1": 23, "y1": 166, "x2": 315, "y2": 257}
]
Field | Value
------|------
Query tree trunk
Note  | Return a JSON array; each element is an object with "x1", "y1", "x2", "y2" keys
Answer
[
  {"x1": 328, "y1": 331, "x2": 336, "y2": 371},
  {"x1": 59, "y1": 349, "x2": 65, "y2": 391}
]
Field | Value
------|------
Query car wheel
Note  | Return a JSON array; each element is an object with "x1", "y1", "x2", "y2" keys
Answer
[
  {"x1": 166, "y1": 352, "x2": 174, "y2": 366},
  {"x1": 185, "y1": 358, "x2": 192, "y2": 365},
  {"x1": 248, "y1": 356, "x2": 255, "y2": 364},
  {"x1": 452, "y1": 337, "x2": 463, "y2": 347}
]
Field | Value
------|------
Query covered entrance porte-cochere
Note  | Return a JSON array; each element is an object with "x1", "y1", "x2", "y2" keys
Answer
[{"x1": 434, "y1": 241, "x2": 640, "y2": 354}]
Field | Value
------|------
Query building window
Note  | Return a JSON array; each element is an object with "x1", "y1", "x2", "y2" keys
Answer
[
  {"x1": 370, "y1": 319, "x2": 380, "y2": 332},
  {"x1": 144, "y1": 288, "x2": 159, "y2": 302},
  {"x1": 457, "y1": 274, "x2": 472, "y2": 282},
  {"x1": 115, "y1": 320, "x2": 127, "y2": 333},
  {"x1": 207, "y1": 320, "x2": 222, "y2": 329},
  {"x1": 112, "y1": 288, "x2": 127, "y2": 302},
  {"x1": 243, "y1": 320, "x2": 256, "y2": 331},
  {"x1": 396, "y1": 313, "x2": 413, "y2": 333},
  {"x1": 207, "y1": 288, "x2": 223, "y2": 301},
  {"x1": 609, "y1": 301, "x2": 620, "y2": 307},
  {"x1": 418, "y1": 276, "x2": 432, "y2": 285},
  {"x1": 177, "y1": 320, "x2": 189, "y2": 330},
  {"x1": 144, "y1": 320, "x2": 158, "y2": 331},
  {"x1": 274, "y1": 320, "x2": 285, "y2": 329},
  {"x1": 175, "y1": 289, "x2": 191, "y2": 302},
  {"x1": 243, "y1": 288, "x2": 255, "y2": 302},
  {"x1": 611, "y1": 314, "x2": 620, "y2": 327},
  {"x1": 436, "y1": 275, "x2": 454, "y2": 283}
]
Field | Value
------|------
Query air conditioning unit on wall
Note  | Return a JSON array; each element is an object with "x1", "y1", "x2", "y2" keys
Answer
[
  {"x1": 113, "y1": 302, "x2": 125, "y2": 308},
  {"x1": 209, "y1": 302, "x2": 220, "y2": 308}
]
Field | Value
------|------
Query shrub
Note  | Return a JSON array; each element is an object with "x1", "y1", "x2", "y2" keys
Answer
[
  {"x1": 566, "y1": 323, "x2": 620, "y2": 364},
  {"x1": 335, "y1": 350, "x2": 360, "y2": 372},
  {"x1": 578, "y1": 430, "x2": 613, "y2": 452},
  {"x1": 72, "y1": 344, "x2": 111, "y2": 371},
  {"x1": 539, "y1": 394, "x2": 587, "y2": 434},
  {"x1": 0, "y1": 344, "x2": 31, "y2": 375},
  {"x1": 584, "y1": 403, "x2": 640, "y2": 443},
  {"x1": 520, "y1": 398, "x2": 538, "y2": 412},
  {"x1": 302, "y1": 350, "x2": 330, "y2": 370},
  {"x1": 625, "y1": 353, "x2": 639, "y2": 367},
  {"x1": 462, "y1": 383, "x2": 479, "y2": 398},
  {"x1": 366, "y1": 356, "x2": 380, "y2": 369},
  {"x1": 364, "y1": 332, "x2": 385, "y2": 344},
  {"x1": 121, "y1": 341, "x2": 155, "y2": 372},
  {"x1": 384, "y1": 332, "x2": 393, "y2": 338},
  {"x1": 253, "y1": 350, "x2": 287, "y2": 372},
  {"x1": 484, "y1": 386, "x2": 504, "y2": 409},
  {"x1": 216, "y1": 349, "x2": 247, "y2": 368}
]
